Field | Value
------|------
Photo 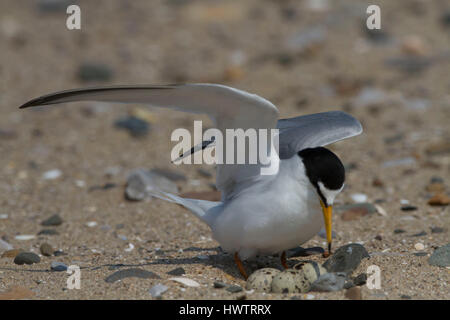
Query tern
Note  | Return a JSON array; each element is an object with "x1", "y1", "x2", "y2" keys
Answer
[{"x1": 20, "y1": 83, "x2": 363, "y2": 279}]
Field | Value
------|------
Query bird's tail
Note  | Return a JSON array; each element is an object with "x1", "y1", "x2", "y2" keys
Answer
[{"x1": 149, "y1": 190, "x2": 221, "y2": 226}]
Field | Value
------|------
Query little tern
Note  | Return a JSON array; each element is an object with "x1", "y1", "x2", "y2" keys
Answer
[{"x1": 20, "y1": 83, "x2": 363, "y2": 279}]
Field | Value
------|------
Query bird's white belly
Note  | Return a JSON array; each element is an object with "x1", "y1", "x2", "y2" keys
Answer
[{"x1": 210, "y1": 169, "x2": 324, "y2": 260}]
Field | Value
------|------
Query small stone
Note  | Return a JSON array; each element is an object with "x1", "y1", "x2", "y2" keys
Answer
[
  {"x1": 105, "y1": 268, "x2": 161, "y2": 283},
  {"x1": 372, "y1": 178, "x2": 384, "y2": 187},
  {"x1": 401, "y1": 205, "x2": 417, "y2": 211},
  {"x1": 42, "y1": 169, "x2": 62, "y2": 180},
  {"x1": 246, "y1": 268, "x2": 280, "y2": 293},
  {"x1": 77, "y1": 63, "x2": 113, "y2": 82},
  {"x1": 14, "y1": 235, "x2": 36, "y2": 241},
  {"x1": 114, "y1": 116, "x2": 150, "y2": 138},
  {"x1": 0, "y1": 239, "x2": 13, "y2": 251},
  {"x1": 425, "y1": 141, "x2": 450, "y2": 156},
  {"x1": 427, "y1": 193, "x2": 450, "y2": 206},
  {"x1": 323, "y1": 243, "x2": 370, "y2": 275},
  {"x1": 345, "y1": 286, "x2": 362, "y2": 300},
  {"x1": 414, "y1": 252, "x2": 428, "y2": 257},
  {"x1": 213, "y1": 281, "x2": 227, "y2": 289},
  {"x1": 40, "y1": 243, "x2": 54, "y2": 256},
  {"x1": 350, "y1": 193, "x2": 368, "y2": 203},
  {"x1": 401, "y1": 35, "x2": 428, "y2": 56},
  {"x1": 411, "y1": 231, "x2": 427, "y2": 237},
  {"x1": 14, "y1": 252, "x2": 41, "y2": 265},
  {"x1": 394, "y1": 229, "x2": 406, "y2": 234},
  {"x1": 400, "y1": 294, "x2": 412, "y2": 299},
  {"x1": 51, "y1": 261, "x2": 68, "y2": 272},
  {"x1": 169, "y1": 277, "x2": 200, "y2": 287},
  {"x1": 414, "y1": 243, "x2": 425, "y2": 251},
  {"x1": 41, "y1": 214, "x2": 63, "y2": 226},
  {"x1": 38, "y1": 229, "x2": 59, "y2": 236},
  {"x1": 0, "y1": 214, "x2": 9, "y2": 219},
  {"x1": 226, "y1": 285, "x2": 243, "y2": 293},
  {"x1": 149, "y1": 284, "x2": 168, "y2": 298},
  {"x1": 53, "y1": 250, "x2": 66, "y2": 256},
  {"x1": 353, "y1": 273, "x2": 367, "y2": 286},
  {"x1": 167, "y1": 267, "x2": 185, "y2": 276},
  {"x1": 374, "y1": 235, "x2": 382, "y2": 241},
  {"x1": 310, "y1": 272, "x2": 347, "y2": 292},
  {"x1": 428, "y1": 244, "x2": 450, "y2": 267},
  {"x1": 1, "y1": 249, "x2": 22, "y2": 258},
  {"x1": 431, "y1": 227, "x2": 445, "y2": 234}
]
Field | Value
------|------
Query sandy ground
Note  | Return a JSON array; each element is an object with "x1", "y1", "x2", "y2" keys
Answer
[{"x1": 0, "y1": 0, "x2": 449, "y2": 300}]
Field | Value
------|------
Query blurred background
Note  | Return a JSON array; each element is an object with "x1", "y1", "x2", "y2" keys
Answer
[{"x1": 0, "y1": 0, "x2": 449, "y2": 299}]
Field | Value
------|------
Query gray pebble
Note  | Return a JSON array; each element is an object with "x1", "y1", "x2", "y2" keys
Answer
[
  {"x1": 40, "y1": 243, "x2": 54, "y2": 256},
  {"x1": 394, "y1": 229, "x2": 406, "y2": 234},
  {"x1": 353, "y1": 273, "x2": 367, "y2": 286},
  {"x1": 431, "y1": 227, "x2": 445, "y2": 234},
  {"x1": 167, "y1": 267, "x2": 185, "y2": 276},
  {"x1": 51, "y1": 261, "x2": 68, "y2": 272},
  {"x1": 323, "y1": 243, "x2": 370, "y2": 275},
  {"x1": 14, "y1": 252, "x2": 41, "y2": 265},
  {"x1": 105, "y1": 268, "x2": 161, "y2": 283},
  {"x1": 114, "y1": 116, "x2": 150, "y2": 138},
  {"x1": 41, "y1": 214, "x2": 63, "y2": 226},
  {"x1": 310, "y1": 272, "x2": 347, "y2": 292},
  {"x1": 38, "y1": 229, "x2": 59, "y2": 236},
  {"x1": 428, "y1": 243, "x2": 450, "y2": 267},
  {"x1": 226, "y1": 285, "x2": 243, "y2": 293},
  {"x1": 149, "y1": 284, "x2": 168, "y2": 298},
  {"x1": 213, "y1": 281, "x2": 227, "y2": 289}
]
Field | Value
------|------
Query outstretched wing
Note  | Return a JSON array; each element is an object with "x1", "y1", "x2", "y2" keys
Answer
[
  {"x1": 276, "y1": 111, "x2": 363, "y2": 159},
  {"x1": 20, "y1": 83, "x2": 280, "y2": 199}
]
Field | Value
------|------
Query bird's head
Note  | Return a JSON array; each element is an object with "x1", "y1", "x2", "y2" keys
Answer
[{"x1": 298, "y1": 147, "x2": 345, "y2": 255}]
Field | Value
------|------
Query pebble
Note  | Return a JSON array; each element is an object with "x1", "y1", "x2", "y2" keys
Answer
[
  {"x1": 401, "y1": 205, "x2": 417, "y2": 211},
  {"x1": 14, "y1": 252, "x2": 41, "y2": 265},
  {"x1": 38, "y1": 229, "x2": 59, "y2": 236},
  {"x1": 77, "y1": 63, "x2": 113, "y2": 82},
  {"x1": 427, "y1": 193, "x2": 450, "y2": 206},
  {"x1": 245, "y1": 268, "x2": 280, "y2": 293},
  {"x1": 86, "y1": 221, "x2": 98, "y2": 228},
  {"x1": 394, "y1": 229, "x2": 406, "y2": 234},
  {"x1": 213, "y1": 281, "x2": 227, "y2": 289},
  {"x1": 382, "y1": 157, "x2": 416, "y2": 168},
  {"x1": 40, "y1": 243, "x2": 54, "y2": 256},
  {"x1": 41, "y1": 214, "x2": 63, "y2": 226},
  {"x1": 51, "y1": 261, "x2": 68, "y2": 272},
  {"x1": 149, "y1": 284, "x2": 168, "y2": 298},
  {"x1": 323, "y1": 243, "x2": 370, "y2": 275},
  {"x1": 345, "y1": 286, "x2": 362, "y2": 300},
  {"x1": 169, "y1": 277, "x2": 200, "y2": 287},
  {"x1": 414, "y1": 243, "x2": 425, "y2": 251},
  {"x1": 353, "y1": 273, "x2": 367, "y2": 286},
  {"x1": 1, "y1": 249, "x2": 22, "y2": 258},
  {"x1": 105, "y1": 268, "x2": 161, "y2": 283},
  {"x1": 125, "y1": 169, "x2": 179, "y2": 201},
  {"x1": 411, "y1": 231, "x2": 427, "y2": 237},
  {"x1": 37, "y1": 0, "x2": 72, "y2": 12},
  {"x1": 15, "y1": 235, "x2": 36, "y2": 241},
  {"x1": 226, "y1": 285, "x2": 243, "y2": 293},
  {"x1": 0, "y1": 239, "x2": 13, "y2": 251},
  {"x1": 350, "y1": 193, "x2": 368, "y2": 203},
  {"x1": 53, "y1": 250, "x2": 66, "y2": 256},
  {"x1": 42, "y1": 169, "x2": 62, "y2": 180},
  {"x1": 428, "y1": 244, "x2": 450, "y2": 267},
  {"x1": 167, "y1": 267, "x2": 186, "y2": 276},
  {"x1": 0, "y1": 214, "x2": 8, "y2": 219},
  {"x1": 114, "y1": 116, "x2": 150, "y2": 138},
  {"x1": 431, "y1": 227, "x2": 445, "y2": 234},
  {"x1": 310, "y1": 272, "x2": 347, "y2": 292}
]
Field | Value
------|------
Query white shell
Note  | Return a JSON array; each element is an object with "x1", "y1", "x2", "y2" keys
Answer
[{"x1": 169, "y1": 277, "x2": 200, "y2": 287}]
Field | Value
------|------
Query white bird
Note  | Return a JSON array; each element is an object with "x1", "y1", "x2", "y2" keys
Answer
[{"x1": 20, "y1": 83, "x2": 363, "y2": 279}]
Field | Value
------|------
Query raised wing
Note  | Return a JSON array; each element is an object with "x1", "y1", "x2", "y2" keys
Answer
[
  {"x1": 20, "y1": 83, "x2": 280, "y2": 199},
  {"x1": 276, "y1": 111, "x2": 363, "y2": 159}
]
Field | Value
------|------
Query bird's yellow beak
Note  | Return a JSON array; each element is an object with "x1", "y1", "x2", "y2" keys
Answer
[{"x1": 320, "y1": 200, "x2": 333, "y2": 255}]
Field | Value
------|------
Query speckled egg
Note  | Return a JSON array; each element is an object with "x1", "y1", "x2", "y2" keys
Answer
[
  {"x1": 293, "y1": 260, "x2": 327, "y2": 284},
  {"x1": 271, "y1": 269, "x2": 310, "y2": 293},
  {"x1": 245, "y1": 268, "x2": 280, "y2": 292}
]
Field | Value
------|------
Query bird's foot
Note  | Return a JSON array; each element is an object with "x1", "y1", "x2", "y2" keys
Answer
[{"x1": 234, "y1": 252, "x2": 248, "y2": 280}]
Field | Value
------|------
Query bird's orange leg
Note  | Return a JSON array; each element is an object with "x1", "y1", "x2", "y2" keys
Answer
[
  {"x1": 234, "y1": 252, "x2": 248, "y2": 280},
  {"x1": 281, "y1": 251, "x2": 289, "y2": 269}
]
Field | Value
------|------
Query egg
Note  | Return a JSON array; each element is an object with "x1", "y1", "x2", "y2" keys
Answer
[
  {"x1": 293, "y1": 260, "x2": 328, "y2": 284},
  {"x1": 245, "y1": 268, "x2": 280, "y2": 293},
  {"x1": 271, "y1": 269, "x2": 311, "y2": 293}
]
